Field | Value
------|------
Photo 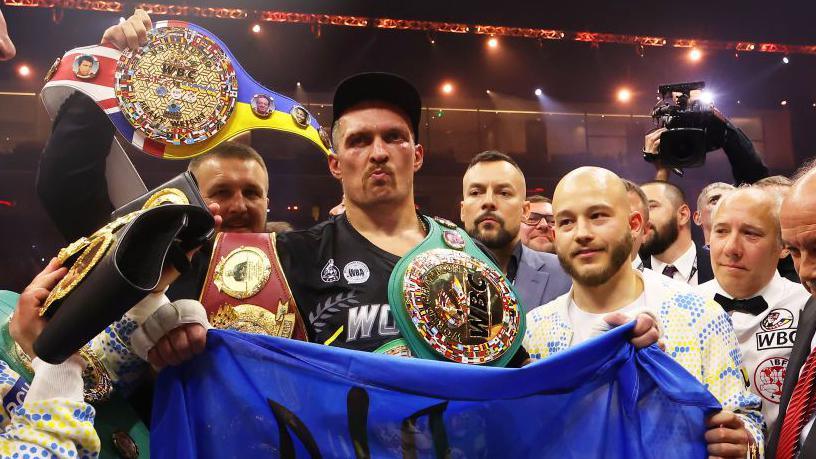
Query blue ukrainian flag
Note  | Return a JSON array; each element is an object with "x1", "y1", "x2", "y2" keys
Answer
[{"x1": 151, "y1": 322, "x2": 719, "y2": 458}]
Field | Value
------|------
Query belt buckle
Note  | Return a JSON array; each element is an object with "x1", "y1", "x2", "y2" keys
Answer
[{"x1": 400, "y1": 248, "x2": 522, "y2": 365}]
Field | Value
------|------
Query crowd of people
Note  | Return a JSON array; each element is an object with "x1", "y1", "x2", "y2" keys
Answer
[{"x1": 2, "y1": 8, "x2": 816, "y2": 459}]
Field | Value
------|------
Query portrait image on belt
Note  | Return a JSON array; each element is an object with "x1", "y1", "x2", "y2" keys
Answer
[
  {"x1": 290, "y1": 105, "x2": 310, "y2": 128},
  {"x1": 72, "y1": 54, "x2": 99, "y2": 79},
  {"x1": 250, "y1": 94, "x2": 274, "y2": 119}
]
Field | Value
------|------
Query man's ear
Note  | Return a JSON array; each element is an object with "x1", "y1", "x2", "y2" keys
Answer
[
  {"x1": 413, "y1": 143, "x2": 424, "y2": 172},
  {"x1": 630, "y1": 210, "x2": 644, "y2": 236},
  {"x1": 327, "y1": 153, "x2": 342, "y2": 181},
  {"x1": 692, "y1": 210, "x2": 702, "y2": 226},
  {"x1": 459, "y1": 201, "x2": 465, "y2": 225},
  {"x1": 779, "y1": 247, "x2": 790, "y2": 260},
  {"x1": 522, "y1": 200, "x2": 531, "y2": 221},
  {"x1": 677, "y1": 203, "x2": 691, "y2": 226}
]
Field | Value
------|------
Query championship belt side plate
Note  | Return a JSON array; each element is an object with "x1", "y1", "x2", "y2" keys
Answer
[
  {"x1": 41, "y1": 20, "x2": 333, "y2": 159},
  {"x1": 46, "y1": 182, "x2": 211, "y2": 314},
  {"x1": 388, "y1": 217, "x2": 525, "y2": 367},
  {"x1": 35, "y1": 203, "x2": 214, "y2": 365},
  {"x1": 200, "y1": 232, "x2": 308, "y2": 341}
]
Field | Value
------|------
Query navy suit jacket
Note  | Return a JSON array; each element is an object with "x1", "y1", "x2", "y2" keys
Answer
[{"x1": 512, "y1": 244, "x2": 572, "y2": 314}]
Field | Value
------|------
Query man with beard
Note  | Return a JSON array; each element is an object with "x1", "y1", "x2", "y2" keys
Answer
[
  {"x1": 623, "y1": 179, "x2": 691, "y2": 291},
  {"x1": 519, "y1": 195, "x2": 555, "y2": 253},
  {"x1": 639, "y1": 180, "x2": 713, "y2": 285},
  {"x1": 524, "y1": 167, "x2": 764, "y2": 458},
  {"x1": 460, "y1": 151, "x2": 571, "y2": 313}
]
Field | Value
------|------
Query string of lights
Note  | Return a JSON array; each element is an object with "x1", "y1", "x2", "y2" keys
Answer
[{"x1": 4, "y1": 0, "x2": 816, "y2": 56}]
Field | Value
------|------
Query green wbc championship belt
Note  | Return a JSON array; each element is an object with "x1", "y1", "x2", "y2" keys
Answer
[{"x1": 388, "y1": 217, "x2": 525, "y2": 367}]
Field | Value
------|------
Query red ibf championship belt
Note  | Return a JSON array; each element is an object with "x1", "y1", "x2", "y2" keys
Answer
[{"x1": 200, "y1": 232, "x2": 307, "y2": 341}]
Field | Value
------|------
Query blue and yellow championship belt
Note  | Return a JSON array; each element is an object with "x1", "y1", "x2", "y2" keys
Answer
[
  {"x1": 387, "y1": 217, "x2": 525, "y2": 367},
  {"x1": 41, "y1": 20, "x2": 333, "y2": 160}
]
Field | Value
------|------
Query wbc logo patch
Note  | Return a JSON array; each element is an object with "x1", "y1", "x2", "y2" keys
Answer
[{"x1": 756, "y1": 309, "x2": 796, "y2": 351}]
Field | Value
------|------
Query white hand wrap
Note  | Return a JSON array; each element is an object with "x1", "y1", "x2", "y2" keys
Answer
[{"x1": 130, "y1": 299, "x2": 212, "y2": 361}]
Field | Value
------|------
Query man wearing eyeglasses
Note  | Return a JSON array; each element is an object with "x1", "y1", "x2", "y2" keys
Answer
[
  {"x1": 461, "y1": 151, "x2": 571, "y2": 313},
  {"x1": 519, "y1": 195, "x2": 556, "y2": 254}
]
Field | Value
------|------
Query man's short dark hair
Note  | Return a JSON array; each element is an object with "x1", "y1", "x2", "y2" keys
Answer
[
  {"x1": 187, "y1": 141, "x2": 269, "y2": 190},
  {"x1": 641, "y1": 180, "x2": 687, "y2": 209},
  {"x1": 622, "y1": 179, "x2": 649, "y2": 222},
  {"x1": 77, "y1": 55, "x2": 94, "y2": 65},
  {"x1": 466, "y1": 150, "x2": 522, "y2": 172},
  {"x1": 528, "y1": 194, "x2": 551, "y2": 204}
]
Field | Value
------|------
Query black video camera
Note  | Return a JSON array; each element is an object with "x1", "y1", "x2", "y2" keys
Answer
[{"x1": 645, "y1": 81, "x2": 726, "y2": 169}]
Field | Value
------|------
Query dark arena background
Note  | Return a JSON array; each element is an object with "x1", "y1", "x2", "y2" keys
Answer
[{"x1": 1, "y1": 0, "x2": 815, "y2": 291}]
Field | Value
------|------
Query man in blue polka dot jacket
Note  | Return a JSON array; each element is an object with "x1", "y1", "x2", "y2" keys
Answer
[{"x1": 0, "y1": 258, "x2": 100, "y2": 458}]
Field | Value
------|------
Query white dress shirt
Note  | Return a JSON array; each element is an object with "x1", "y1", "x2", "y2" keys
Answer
[
  {"x1": 632, "y1": 254, "x2": 644, "y2": 271},
  {"x1": 651, "y1": 241, "x2": 698, "y2": 286},
  {"x1": 699, "y1": 273, "x2": 809, "y2": 435}
]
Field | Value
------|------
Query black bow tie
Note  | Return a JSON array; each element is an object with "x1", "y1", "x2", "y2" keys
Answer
[{"x1": 713, "y1": 293, "x2": 769, "y2": 316}]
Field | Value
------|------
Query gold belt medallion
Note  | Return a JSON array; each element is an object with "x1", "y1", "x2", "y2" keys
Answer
[
  {"x1": 213, "y1": 246, "x2": 272, "y2": 299},
  {"x1": 115, "y1": 25, "x2": 238, "y2": 146},
  {"x1": 142, "y1": 187, "x2": 189, "y2": 209},
  {"x1": 42, "y1": 233, "x2": 115, "y2": 316}
]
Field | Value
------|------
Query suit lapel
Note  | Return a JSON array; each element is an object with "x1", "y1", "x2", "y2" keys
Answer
[{"x1": 515, "y1": 247, "x2": 551, "y2": 313}]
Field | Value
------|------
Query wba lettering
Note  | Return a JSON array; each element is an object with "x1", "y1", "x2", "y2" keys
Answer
[{"x1": 756, "y1": 329, "x2": 796, "y2": 350}]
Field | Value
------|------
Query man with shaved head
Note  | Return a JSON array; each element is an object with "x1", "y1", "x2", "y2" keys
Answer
[
  {"x1": 698, "y1": 186, "x2": 808, "y2": 437},
  {"x1": 524, "y1": 166, "x2": 763, "y2": 457},
  {"x1": 639, "y1": 180, "x2": 714, "y2": 285},
  {"x1": 768, "y1": 166, "x2": 816, "y2": 458}
]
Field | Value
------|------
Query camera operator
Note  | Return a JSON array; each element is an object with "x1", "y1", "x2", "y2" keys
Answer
[
  {"x1": 643, "y1": 82, "x2": 767, "y2": 186},
  {"x1": 644, "y1": 108, "x2": 769, "y2": 185},
  {"x1": 639, "y1": 87, "x2": 800, "y2": 285}
]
